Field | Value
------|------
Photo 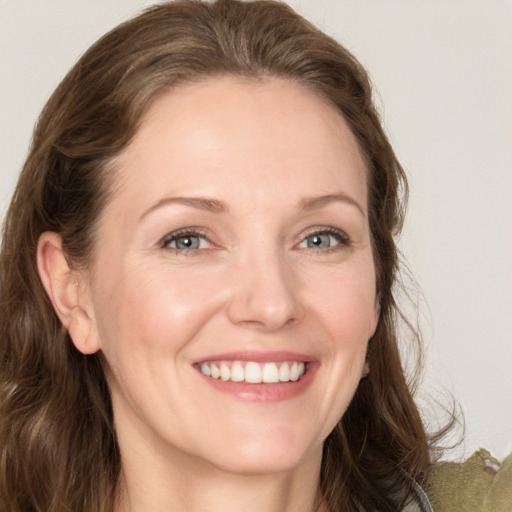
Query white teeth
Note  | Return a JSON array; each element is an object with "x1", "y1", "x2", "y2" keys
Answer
[
  {"x1": 279, "y1": 362, "x2": 290, "y2": 382},
  {"x1": 290, "y1": 362, "x2": 299, "y2": 381},
  {"x1": 198, "y1": 360, "x2": 307, "y2": 384},
  {"x1": 231, "y1": 362, "x2": 244, "y2": 382},
  {"x1": 262, "y1": 362, "x2": 279, "y2": 383},
  {"x1": 245, "y1": 362, "x2": 262, "y2": 383},
  {"x1": 220, "y1": 364, "x2": 230, "y2": 381},
  {"x1": 200, "y1": 363, "x2": 211, "y2": 377},
  {"x1": 210, "y1": 363, "x2": 220, "y2": 379}
]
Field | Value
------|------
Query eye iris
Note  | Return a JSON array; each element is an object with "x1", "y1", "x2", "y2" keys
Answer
[
  {"x1": 175, "y1": 236, "x2": 199, "y2": 250},
  {"x1": 307, "y1": 233, "x2": 331, "y2": 248}
]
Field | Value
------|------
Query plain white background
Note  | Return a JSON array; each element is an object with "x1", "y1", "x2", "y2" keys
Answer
[{"x1": 1, "y1": 0, "x2": 511, "y2": 461}]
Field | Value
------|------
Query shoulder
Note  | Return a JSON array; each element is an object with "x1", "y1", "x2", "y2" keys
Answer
[{"x1": 426, "y1": 448, "x2": 512, "y2": 512}]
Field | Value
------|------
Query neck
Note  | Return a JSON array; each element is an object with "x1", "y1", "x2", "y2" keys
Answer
[{"x1": 114, "y1": 439, "x2": 325, "y2": 512}]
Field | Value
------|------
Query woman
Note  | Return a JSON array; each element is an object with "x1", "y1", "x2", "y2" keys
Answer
[{"x1": 0, "y1": 1, "x2": 436, "y2": 510}]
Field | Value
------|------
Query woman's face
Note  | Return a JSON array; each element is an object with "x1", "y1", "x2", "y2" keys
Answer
[{"x1": 81, "y1": 77, "x2": 379, "y2": 475}]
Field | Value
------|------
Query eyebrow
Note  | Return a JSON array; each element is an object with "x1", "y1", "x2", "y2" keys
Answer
[
  {"x1": 298, "y1": 193, "x2": 366, "y2": 217},
  {"x1": 140, "y1": 192, "x2": 365, "y2": 221},
  {"x1": 140, "y1": 196, "x2": 229, "y2": 221}
]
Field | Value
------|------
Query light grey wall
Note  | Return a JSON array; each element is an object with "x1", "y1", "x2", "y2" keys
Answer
[{"x1": 1, "y1": 0, "x2": 511, "y2": 461}]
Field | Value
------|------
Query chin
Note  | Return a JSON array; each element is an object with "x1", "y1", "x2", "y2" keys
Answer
[{"x1": 201, "y1": 430, "x2": 323, "y2": 476}]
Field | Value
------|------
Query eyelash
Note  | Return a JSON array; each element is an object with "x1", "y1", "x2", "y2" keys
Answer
[{"x1": 159, "y1": 226, "x2": 351, "y2": 254}]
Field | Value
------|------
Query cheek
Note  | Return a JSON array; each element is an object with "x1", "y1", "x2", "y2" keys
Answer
[
  {"x1": 303, "y1": 260, "x2": 378, "y2": 339},
  {"x1": 91, "y1": 261, "x2": 225, "y2": 358},
  {"x1": 301, "y1": 261, "x2": 376, "y2": 417}
]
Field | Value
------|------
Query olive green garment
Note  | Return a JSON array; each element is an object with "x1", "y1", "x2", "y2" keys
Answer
[{"x1": 427, "y1": 449, "x2": 512, "y2": 512}]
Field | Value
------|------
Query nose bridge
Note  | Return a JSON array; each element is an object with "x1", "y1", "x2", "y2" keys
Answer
[{"x1": 226, "y1": 239, "x2": 302, "y2": 331}]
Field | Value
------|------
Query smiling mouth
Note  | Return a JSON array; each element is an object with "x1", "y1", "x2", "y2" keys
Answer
[{"x1": 196, "y1": 360, "x2": 307, "y2": 384}]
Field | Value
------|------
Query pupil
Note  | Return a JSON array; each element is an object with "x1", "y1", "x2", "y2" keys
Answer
[
  {"x1": 177, "y1": 236, "x2": 198, "y2": 250},
  {"x1": 308, "y1": 234, "x2": 329, "y2": 248}
]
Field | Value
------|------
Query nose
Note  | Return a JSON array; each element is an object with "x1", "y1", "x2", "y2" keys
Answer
[{"x1": 226, "y1": 250, "x2": 304, "y2": 332}]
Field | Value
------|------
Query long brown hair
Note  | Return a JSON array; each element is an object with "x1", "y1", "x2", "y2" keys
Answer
[{"x1": 1, "y1": 1, "x2": 432, "y2": 510}]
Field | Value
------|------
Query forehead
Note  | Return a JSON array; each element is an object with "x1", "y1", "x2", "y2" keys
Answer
[{"x1": 110, "y1": 76, "x2": 367, "y2": 215}]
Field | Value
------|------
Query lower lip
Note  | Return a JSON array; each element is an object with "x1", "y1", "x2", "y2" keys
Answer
[{"x1": 197, "y1": 363, "x2": 318, "y2": 403}]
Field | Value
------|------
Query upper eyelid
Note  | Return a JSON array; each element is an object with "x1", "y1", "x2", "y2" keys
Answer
[
  {"x1": 297, "y1": 226, "x2": 350, "y2": 242},
  {"x1": 160, "y1": 228, "x2": 211, "y2": 248}
]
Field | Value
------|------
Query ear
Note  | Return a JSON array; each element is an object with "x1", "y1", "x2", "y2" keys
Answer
[
  {"x1": 369, "y1": 294, "x2": 381, "y2": 339},
  {"x1": 37, "y1": 232, "x2": 100, "y2": 355}
]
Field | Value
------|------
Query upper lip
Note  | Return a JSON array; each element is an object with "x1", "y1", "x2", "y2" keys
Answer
[{"x1": 192, "y1": 350, "x2": 317, "y2": 365}]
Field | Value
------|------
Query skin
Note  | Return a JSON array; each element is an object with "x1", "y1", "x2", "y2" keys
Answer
[{"x1": 38, "y1": 76, "x2": 380, "y2": 512}]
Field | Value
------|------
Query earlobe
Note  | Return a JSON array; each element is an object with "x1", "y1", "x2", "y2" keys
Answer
[
  {"x1": 361, "y1": 301, "x2": 380, "y2": 380},
  {"x1": 37, "y1": 232, "x2": 100, "y2": 355},
  {"x1": 369, "y1": 297, "x2": 381, "y2": 339}
]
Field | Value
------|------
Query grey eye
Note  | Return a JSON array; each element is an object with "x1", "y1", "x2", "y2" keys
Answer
[
  {"x1": 164, "y1": 233, "x2": 209, "y2": 251},
  {"x1": 307, "y1": 233, "x2": 332, "y2": 248},
  {"x1": 173, "y1": 236, "x2": 201, "y2": 250},
  {"x1": 300, "y1": 232, "x2": 341, "y2": 249}
]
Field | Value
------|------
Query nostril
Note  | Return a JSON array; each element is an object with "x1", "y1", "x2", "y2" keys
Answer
[{"x1": 226, "y1": 295, "x2": 301, "y2": 331}]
